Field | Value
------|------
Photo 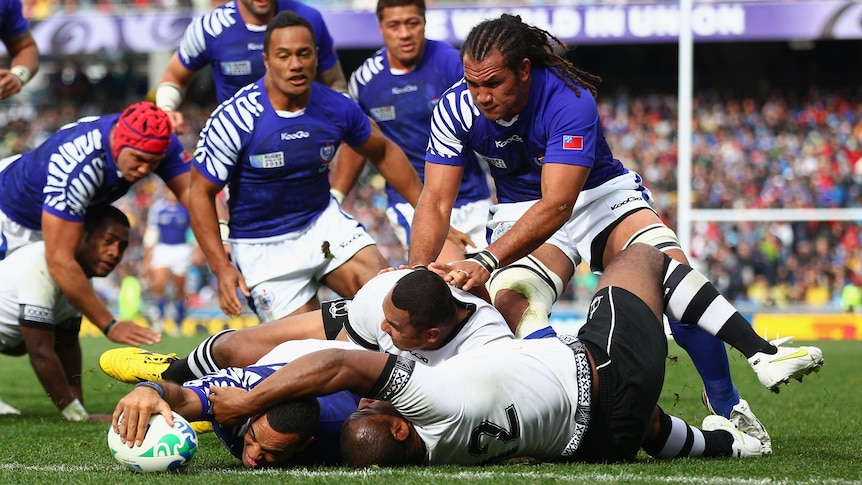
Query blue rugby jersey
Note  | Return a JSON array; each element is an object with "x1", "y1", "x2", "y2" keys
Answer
[
  {"x1": 349, "y1": 39, "x2": 490, "y2": 208},
  {"x1": 0, "y1": 115, "x2": 189, "y2": 229},
  {"x1": 184, "y1": 363, "x2": 360, "y2": 466},
  {"x1": 426, "y1": 68, "x2": 628, "y2": 204},
  {"x1": 148, "y1": 198, "x2": 190, "y2": 245},
  {"x1": 0, "y1": 0, "x2": 30, "y2": 39},
  {"x1": 193, "y1": 80, "x2": 370, "y2": 239},
  {"x1": 178, "y1": 0, "x2": 339, "y2": 103}
]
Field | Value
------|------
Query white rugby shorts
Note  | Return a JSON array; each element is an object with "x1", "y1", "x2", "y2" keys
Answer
[
  {"x1": 150, "y1": 242, "x2": 193, "y2": 276},
  {"x1": 0, "y1": 207, "x2": 42, "y2": 260},
  {"x1": 231, "y1": 199, "x2": 376, "y2": 322},
  {"x1": 386, "y1": 197, "x2": 491, "y2": 254},
  {"x1": 488, "y1": 171, "x2": 655, "y2": 269}
]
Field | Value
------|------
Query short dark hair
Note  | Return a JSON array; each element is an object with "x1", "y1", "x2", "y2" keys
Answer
[
  {"x1": 376, "y1": 0, "x2": 425, "y2": 21},
  {"x1": 390, "y1": 270, "x2": 456, "y2": 331},
  {"x1": 264, "y1": 10, "x2": 317, "y2": 52},
  {"x1": 340, "y1": 412, "x2": 410, "y2": 467},
  {"x1": 266, "y1": 397, "x2": 320, "y2": 442},
  {"x1": 83, "y1": 205, "x2": 130, "y2": 235}
]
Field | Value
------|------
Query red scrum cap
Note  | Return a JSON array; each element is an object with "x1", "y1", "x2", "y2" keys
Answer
[{"x1": 111, "y1": 101, "x2": 172, "y2": 159}]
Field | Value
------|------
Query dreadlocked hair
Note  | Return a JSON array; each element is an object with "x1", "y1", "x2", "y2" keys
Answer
[{"x1": 460, "y1": 13, "x2": 602, "y2": 98}]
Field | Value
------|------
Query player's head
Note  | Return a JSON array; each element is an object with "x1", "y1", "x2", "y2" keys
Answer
[
  {"x1": 241, "y1": 398, "x2": 320, "y2": 468},
  {"x1": 382, "y1": 269, "x2": 457, "y2": 351},
  {"x1": 111, "y1": 101, "x2": 172, "y2": 183},
  {"x1": 76, "y1": 205, "x2": 131, "y2": 278},
  {"x1": 376, "y1": 0, "x2": 426, "y2": 70},
  {"x1": 460, "y1": 14, "x2": 600, "y2": 121},
  {"x1": 339, "y1": 398, "x2": 425, "y2": 467},
  {"x1": 263, "y1": 11, "x2": 318, "y2": 103},
  {"x1": 237, "y1": 0, "x2": 276, "y2": 24}
]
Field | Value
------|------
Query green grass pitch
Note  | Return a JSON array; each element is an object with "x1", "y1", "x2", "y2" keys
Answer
[{"x1": 0, "y1": 335, "x2": 859, "y2": 484}]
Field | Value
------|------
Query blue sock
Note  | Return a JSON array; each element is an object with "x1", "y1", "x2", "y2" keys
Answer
[
  {"x1": 156, "y1": 298, "x2": 166, "y2": 320},
  {"x1": 668, "y1": 318, "x2": 739, "y2": 418},
  {"x1": 176, "y1": 301, "x2": 186, "y2": 323},
  {"x1": 524, "y1": 326, "x2": 557, "y2": 339}
]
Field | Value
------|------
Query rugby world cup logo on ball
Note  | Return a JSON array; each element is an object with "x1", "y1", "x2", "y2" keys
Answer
[{"x1": 107, "y1": 411, "x2": 198, "y2": 473}]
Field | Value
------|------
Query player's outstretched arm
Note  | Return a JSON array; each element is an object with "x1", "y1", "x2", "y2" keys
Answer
[
  {"x1": 112, "y1": 381, "x2": 200, "y2": 447},
  {"x1": 210, "y1": 349, "x2": 389, "y2": 427},
  {"x1": 353, "y1": 119, "x2": 424, "y2": 207},
  {"x1": 407, "y1": 162, "x2": 462, "y2": 266},
  {"x1": 155, "y1": 53, "x2": 198, "y2": 134},
  {"x1": 21, "y1": 325, "x2": 85, "y2": 420},
  {"x1": 42, "y1": 212, "x2": 159, "y2": 346},
  {"x1": 188, "y1": 168, "x2": 248, "y2": 317}
]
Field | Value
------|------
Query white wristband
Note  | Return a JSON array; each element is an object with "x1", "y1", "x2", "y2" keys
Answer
[
  {"x1": 330, "y1": 188, "x2": 346, "y2": 204},
  {"x1": 218, "y1": 220, "x2": 230, "y2": 244},
  {"x1": 155, "y1": 82, "x2": 184, "y2": 112},
  {"x1": 10, "y1": 65, "x2": 31, "y2": 86},
  {"x1": 61, "y1": 399, "x2": 89, "y2": 422}
]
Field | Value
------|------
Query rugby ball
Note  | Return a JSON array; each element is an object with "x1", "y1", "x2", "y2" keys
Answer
[{"x1": 107, "y1": 411, "x2": 198, "y2": 473}]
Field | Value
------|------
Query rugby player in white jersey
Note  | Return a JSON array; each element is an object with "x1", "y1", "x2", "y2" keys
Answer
[
  {"x1": 0, "y1": 206, "x2": 130, "y2": 422},
  {"x1": 205, "y1": 244, "x2": 820, "y2": 465},
  {"x1": 100, "y1": 267, "x2": 517, "y2": 383}
]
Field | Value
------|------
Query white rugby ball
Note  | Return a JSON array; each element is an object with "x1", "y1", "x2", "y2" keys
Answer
[{"x1": 107, "y1": 411, "x2": 198, "y2": 473}]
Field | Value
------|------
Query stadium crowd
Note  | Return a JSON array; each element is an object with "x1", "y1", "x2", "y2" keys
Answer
[{"x1": 1, "y1": 69, "x2": 859, "y2": 315}]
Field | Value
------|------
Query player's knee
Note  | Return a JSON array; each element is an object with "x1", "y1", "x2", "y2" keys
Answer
[
  {"x1": 616, "y1": 243, "x2": 666, "y2": 277},
  {"x1": 491, "y1": 289, "x2": 529, "y2": 332},
  {"x1": 210, "y1": 329, "x2": 237, "y2": 367}
]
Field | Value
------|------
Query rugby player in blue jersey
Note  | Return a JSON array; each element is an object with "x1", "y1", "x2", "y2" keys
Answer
[
  {"x1": 144, "y1": 189, "x2": 192, "y2": 334},
  {"x1": 112, "y1": 339, "x2": 362, "y2": 467},
  {"x1": 155, "y1": 0, "x2": 347, "y2": 134},
  {"x1": 0, "y1": 0, "x2": 39, "y2": 102},
  {"x1": 408, "y1": 14, "x2": 823, "y2": 454},
  {"x1": 0, "y1": 101, "x2": 189, "y2": 346},
  {"x1": 332, "y1": 0, "x2": 492, "y2": 265},
  {"x1": 190, "y1": 11, "x2": 424, "y2": 323}
]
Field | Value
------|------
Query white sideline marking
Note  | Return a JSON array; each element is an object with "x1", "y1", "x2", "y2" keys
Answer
[{"x1": 0, "y1": 464, "x2": 858, "y2": 485}]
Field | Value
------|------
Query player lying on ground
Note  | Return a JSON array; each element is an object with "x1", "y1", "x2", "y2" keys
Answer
[
  {"x1": 100, "y1": 266, "x2": 518, "y2": 383},
  {"x1": 111, "y1": 339, "x2": 362, "y2": 468},
  {"x1": 203, "y1": 244, "x2": 818, "y2": 464},
  {"x1": 103, "y1": 245, "x2": 822, "y2": 460}
]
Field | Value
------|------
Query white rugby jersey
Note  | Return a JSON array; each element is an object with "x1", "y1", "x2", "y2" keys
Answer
[
  {"x1": 372, "y1": 337, "x2": 585, "y2": 464},
  {"x1": 0, "y1": 242, "x2": 80, "y2": 350},
  {"x1": 342, "y1": 269, "x2": 513, "y2": 366}
]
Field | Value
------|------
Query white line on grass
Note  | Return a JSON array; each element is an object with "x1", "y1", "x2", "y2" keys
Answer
[{"x1": 0, "y1": 464, "x2": 859, "y2": 485}]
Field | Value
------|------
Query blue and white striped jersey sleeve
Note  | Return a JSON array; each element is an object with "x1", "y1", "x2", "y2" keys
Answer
[
  {"x1": 426, "y1": 81, "x2": 477, "y2": 166},
  {"x1": 193, "y1": 85, "x2": 264, "y2": 185}
]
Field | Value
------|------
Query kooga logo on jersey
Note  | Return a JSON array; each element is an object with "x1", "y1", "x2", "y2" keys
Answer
[
  {"x1": 392, "y1": 85, "x2": 418, "y2": 95},
  {"x1": 495, "y1": 134, "x2": 523, "y2": 148},
  {"x1": 281, "y1": 130, "x2": 310, "y2": 141}
]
